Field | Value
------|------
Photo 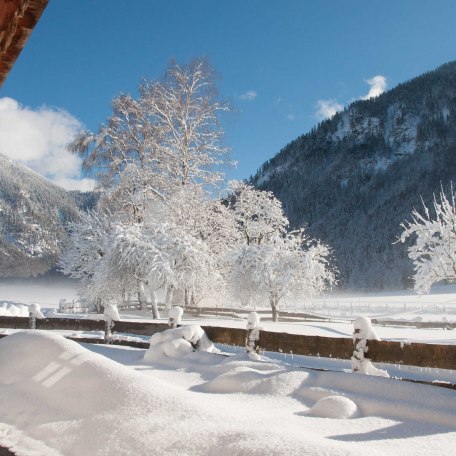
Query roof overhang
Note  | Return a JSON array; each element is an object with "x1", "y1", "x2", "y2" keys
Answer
[{"x1": 0, "y1": 0, "x2": 49, "y2": 86}]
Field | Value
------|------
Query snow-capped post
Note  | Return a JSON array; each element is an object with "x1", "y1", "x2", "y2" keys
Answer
[
  {"x1": 351, "y1": 316, "x2": 389, "y2": 377},
  {"x1": 28, "y1": 303, "x2": 45, "y2": 330},
  {"x1": 168, "y1": 306, "x2": 183, "y2": 328},
  {"x1": 246, "y1": 312, "x2": 261, "y2": 355},
  {"x1": 104, "y1": 304, "x2": 120, "y2": 342}
]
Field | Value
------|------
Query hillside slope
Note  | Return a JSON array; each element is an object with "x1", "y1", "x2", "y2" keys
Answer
[
  {"x1": 253, "y1": 61, "x2": 456, "y2": 290},
  {"x1": 0, "y1": 153, "x2": 85, "y2": 277}
]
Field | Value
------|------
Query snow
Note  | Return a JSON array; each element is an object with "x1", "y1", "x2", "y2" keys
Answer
[
  {"x1": 352, "y1": 316, "x2": 389, "y2": 377},
  {"x1": 0, "y1": 302, "x2": 29, "y2": 317},
  {"x1": 0, "y1": 279, "x2": 78, "y2": 308},
  {"x1": 1, "y1": 331, "x2": 456, "y2": 455},
  {"x1": 246, "y1": 311, "x2": 260, "y2": 329},
  {"x1": 144, "y1": 325, "x2": 217, "y2": 362},
  {"x1": 353, "y1": 316, "x2": 379, "y2": 340},
  {"x1": 1, "y1": 282, "x2": 456, "y2": 454},
  {"x1": 307, "y1": 395, "x2": 359, "y2": 419},
  {"x1": 28, "y1": 303, "x2": 45, "y2": 319},
  {"x1": 103, "y1": 303, "x2": 120, "y2": 321},
  {"x1": 168, "y1": 305, "x2": 183, "y2": 326}
]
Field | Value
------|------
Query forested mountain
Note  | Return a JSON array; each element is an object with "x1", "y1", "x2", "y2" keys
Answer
[
  {"x1": 252, "y1": 61, "x2": 456, "y2": 290},
  {"x1": 0, "y1": 153, "x2": 95, "y2": 277}
]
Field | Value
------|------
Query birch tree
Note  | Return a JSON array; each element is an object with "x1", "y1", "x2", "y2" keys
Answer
[
  {"x1": 69, "y1": 57, "x2": 231, "y2": 221},
  {"x1": 141, "y1": 58, "x2": 231, "y2": 188},
  {"x1": 63, "y1": 58, "x2": 233, "y2": 311}
]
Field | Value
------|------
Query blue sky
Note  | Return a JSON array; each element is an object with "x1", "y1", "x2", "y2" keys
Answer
[{"x1": 2, "y1": 0, "x2": 456, "y2": 190}]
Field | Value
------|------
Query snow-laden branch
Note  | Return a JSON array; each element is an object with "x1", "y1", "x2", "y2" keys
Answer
[{"x1": 400, "y1": 186, "x2": 456, "y2": 293}]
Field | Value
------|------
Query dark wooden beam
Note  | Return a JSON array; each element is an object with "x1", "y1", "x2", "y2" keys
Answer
[{"x1": 0, "y1": 0, "x2": 49, "y2": 86}]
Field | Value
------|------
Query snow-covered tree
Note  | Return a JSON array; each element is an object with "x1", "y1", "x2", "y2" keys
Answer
[
  {"x1": 229, "y1": 181, "x2": 288, "y2": 245},
  {"x1": 69, "y1": 58, "x2": 231, "y2": 222},
  {"x1": 58, "y1": 210, "x2": 114, "y2": 312},
  {"x1": 225, "y1": 182, "x2": 335, "y2": 321},
  {"x1": 141, "y1": 58, "x2": 231, "y2": 188},
  {"x1": 163, "y1": 185, "x2": 240, "y2": 260},
  {"x1": 228, "y1": 229, "x2": 336, "y2": 322},
  {"x1": 103, "y1": 219, "x2": 221, "y2": 311},
  {"x1": 141, "y1": 185, "x2": 238, "y2": 307},
  {"x1": 62, "y1": 58, "x2": 234, "y2": 312},
  {"x1": 400, "y1": 187, "x2": 456, "y2": 293}
]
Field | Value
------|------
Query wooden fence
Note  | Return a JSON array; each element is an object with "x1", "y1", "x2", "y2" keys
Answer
[{"x1": 1, "y1": 315, "x2": 455, "y2": 370}]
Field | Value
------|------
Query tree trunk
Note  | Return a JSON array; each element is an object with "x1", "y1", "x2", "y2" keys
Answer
[
  {"x1": 184, "y1": 288, "x2": 190, "y2": 307},
  {"x1": 165, "y1": 284, "x2": 174, "y2": 310},
  {"x1": 270, "y1": 294, "x2": 279, "y2": 322},
  {"x1": 150, "y1": 288, "x2": 160, "y2": 319},
  {"x1": 138, "y1": 282, "x2": 148, "y2": 311}
]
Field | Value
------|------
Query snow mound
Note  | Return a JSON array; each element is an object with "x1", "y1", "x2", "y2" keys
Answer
[
  {"x1": 199, "y1": 366, "x2": 309, "y2": 396},
  {"x1": 144, "y1": 325, "x2": 217, "y2": 361},
  {"x1": 0, "y1": 302, "x2": 29, "y2": 317},
  {"x1": 2, "y1": 332, "x2": 376, "y2": 456},
  {"x1": 29, "y1": 303, "x2": 45, "y2": 319},
  {"x1": 307, "y1": 395, "x2": 359, "y2": 419}
]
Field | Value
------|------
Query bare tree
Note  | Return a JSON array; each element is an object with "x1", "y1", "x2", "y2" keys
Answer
[
  {"x1": 69, "y1": 58, "x2": 232, "y2": 222},
  {"x1": 142, "y1": 58, "x2": 232, "y2": 188}
]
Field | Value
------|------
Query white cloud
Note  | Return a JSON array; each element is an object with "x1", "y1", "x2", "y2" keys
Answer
[
  {"x1": 315, "y1": 99, "x2": 343, "y2": 121},
  {"x1": 0, "y1": 98, "x2": 96, "y2": 191},
  {"x1": 240, "y1": 90, "x2": 257, "y2": 101},
  {"x1": 286, "y1": 113, "x2": 295, "y2": 121},
  {"x1": 362, "y1": 75, "x2": 387, "y2": 100}
]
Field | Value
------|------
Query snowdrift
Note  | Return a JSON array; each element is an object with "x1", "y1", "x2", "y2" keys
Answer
[
  {"x1": 0, "y1": 331, "x2": 456, "y2": 456},
  {"x1": 0, "y1": 331, "x2": 403, "y2": 456}
]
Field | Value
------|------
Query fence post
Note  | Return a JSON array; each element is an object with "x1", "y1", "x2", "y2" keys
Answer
[
  {"x1": 246, "y1": 312, "x2": 261, "y2": 356},
  {"x1": 28, "y1": 303, "x2": 44, "y2": 330},
  {"x1": 351, "y1": 316, "x2": 389, "y2": 377},
  {"x1": 104, "y1": 304, "x2": 120, "y2": 343},
  {"x1": 29, "y1": 313, "x2": 36, "y2": 330}
]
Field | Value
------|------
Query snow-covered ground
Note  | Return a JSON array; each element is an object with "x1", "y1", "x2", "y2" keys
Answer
[
  {"x1": 3, "y1": 280, "x2": 456, "y2": 344},
  {"x1": 0, "y1": 330, "x2": 455, "y2": 456},
  {"x1": 0, "y1": 279, "x2": 79, "y2": 309},
  {"x1": 1, "y1": 282, "x2": 456, "y2": 454}
]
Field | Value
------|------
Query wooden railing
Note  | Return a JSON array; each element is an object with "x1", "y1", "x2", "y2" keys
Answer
[{"x1": 1, "y1": 315, "x2": 455, "y2": 370}]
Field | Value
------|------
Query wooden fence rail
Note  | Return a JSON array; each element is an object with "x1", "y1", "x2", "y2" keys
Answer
[{"x1": 0, "y1": 316, "x2": 455, "y2": 370}]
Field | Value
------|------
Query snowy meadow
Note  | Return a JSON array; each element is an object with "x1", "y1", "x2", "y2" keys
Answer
[{"x1": 1, "y1": 281, "x2": 456, "y2": 455}]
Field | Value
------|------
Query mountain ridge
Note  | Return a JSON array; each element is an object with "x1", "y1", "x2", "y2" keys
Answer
[
  {"x1": 0, "y1": 153, "x2": 95, "y2": 277},
  {"x1": 252, "y1": 61, "x2": 456, "y2": 290}
]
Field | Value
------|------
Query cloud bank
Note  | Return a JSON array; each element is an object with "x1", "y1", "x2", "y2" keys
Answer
[
  {"x1": 315, "y1": 99, "x2": 343, "y2": 121},
  {"x1": 0, "y1": 98, "x2": 96, "y2": 191}
]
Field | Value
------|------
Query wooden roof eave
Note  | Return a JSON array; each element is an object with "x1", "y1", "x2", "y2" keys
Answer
[{"x1": 0, "y1": 0, "x2": 49, "y2": 87}]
